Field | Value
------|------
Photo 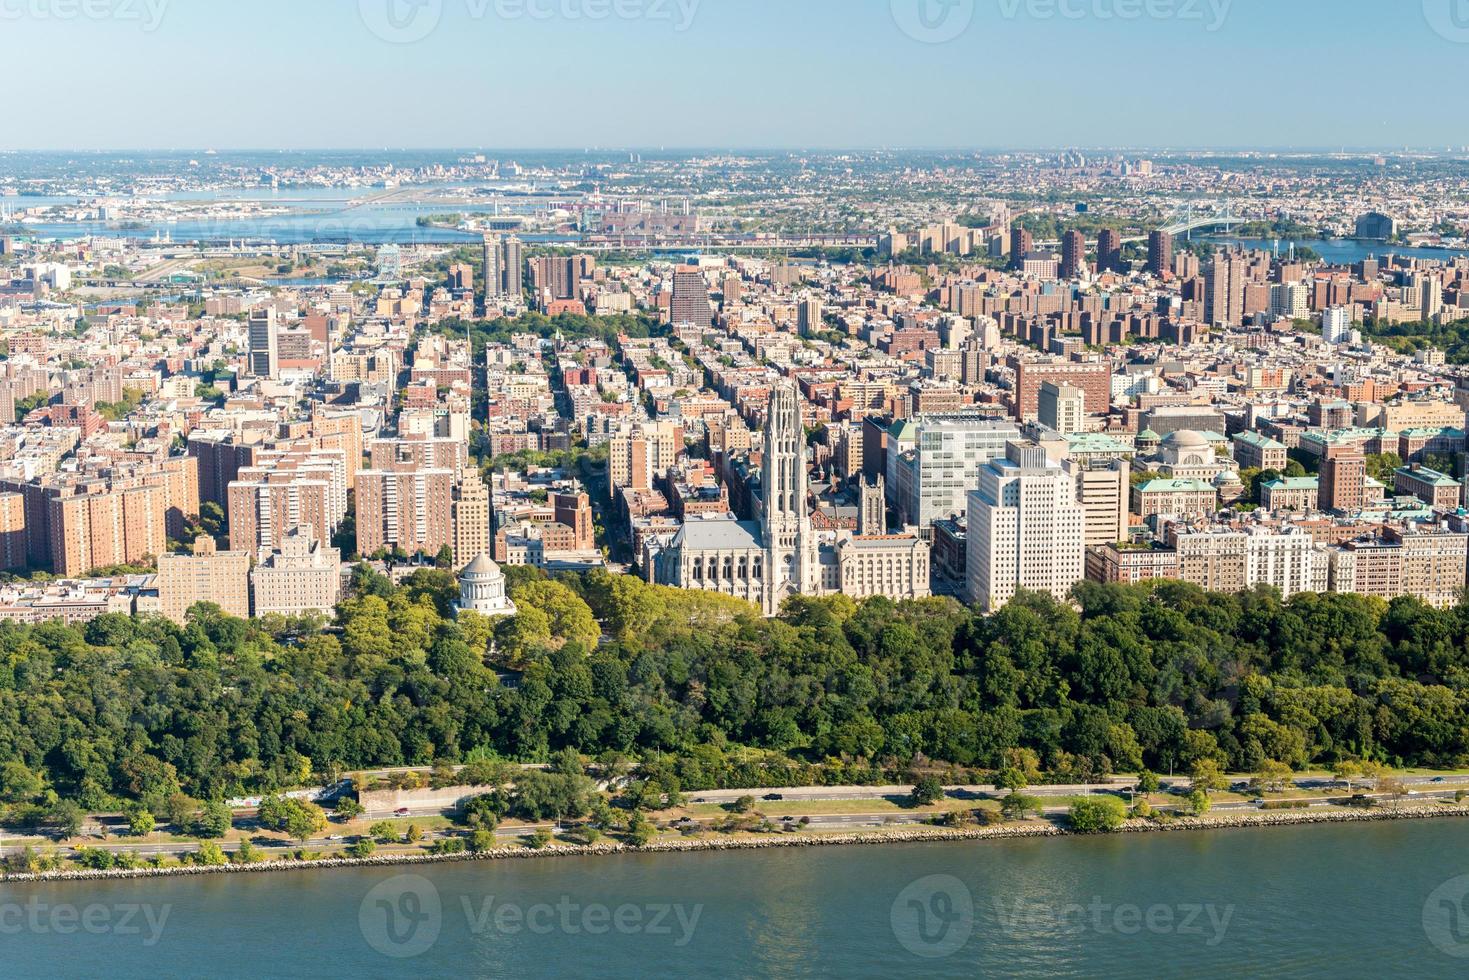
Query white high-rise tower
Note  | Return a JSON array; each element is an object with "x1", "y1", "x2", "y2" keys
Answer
[
  {"x1": 483, "y1": 234, "x2": 503, "y2": 303},
  {"x1": 966, "y1": 441, "x2": 1086, "y2": 612}
]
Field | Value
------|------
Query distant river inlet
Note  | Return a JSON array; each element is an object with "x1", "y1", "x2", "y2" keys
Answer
[
  {"x1": 8, "y1": 818, "x2": 1469, "y2": 978},
  {"x1": 1205, "y1": 236, "x2": 1469, "y2": 265}
]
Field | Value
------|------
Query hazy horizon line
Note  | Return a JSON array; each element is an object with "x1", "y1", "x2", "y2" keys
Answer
[{"x1": 2, "y1": 145, "x2": 1465, "y2": 157}]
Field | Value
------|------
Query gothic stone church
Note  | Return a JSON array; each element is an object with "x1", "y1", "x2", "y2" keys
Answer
[{"x1": 657, "y1": 382, "x2": 930, "y2": 616}]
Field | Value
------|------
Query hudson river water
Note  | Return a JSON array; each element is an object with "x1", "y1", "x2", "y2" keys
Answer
[
  {"x1": 1207, "y1": 237, "x2": 1469, "y2": 266},
  {"x1": 6, "y1": 821, "x2": 1469, "y2": 978}
]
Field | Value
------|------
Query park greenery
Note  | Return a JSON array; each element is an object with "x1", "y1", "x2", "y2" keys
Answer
[
  {"x1": 5, "y1": 564, "x2": 1469, "y2": 837},
  {"x1": 1011, "y1": 213, "x2": 1139, "y2": 241},
  {"x1": 1362, "y1": 318, "x2": 1469, "y2": 363},
  {"x1": 1227, "y1": 219, "x2": 1320, "y2": 239},
  {"x1": 1068, "y1": 796, "x2": 1127, "y2": 833},
  {"x1": 432, "y1": 311, "x2": 667, "y2": 356}
]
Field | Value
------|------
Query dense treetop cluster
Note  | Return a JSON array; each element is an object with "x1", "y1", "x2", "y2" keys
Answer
[{"x1": 2, "y1": 564, "x2": 1467, "y2": 823}]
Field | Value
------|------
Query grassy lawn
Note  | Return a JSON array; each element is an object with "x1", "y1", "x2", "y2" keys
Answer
[
  {"x1": 339, "y1": 815, "x2": 454, "y2": 834},
  {"x1": 1293, "y1": 767, "x2": 1469, "y2": 779},
  {"x1": 684, "y1": 799, "x2": 912, "y2": 818},
  {"x1": 680, "y1": 797, "x2": 1003, "y2": 819}
]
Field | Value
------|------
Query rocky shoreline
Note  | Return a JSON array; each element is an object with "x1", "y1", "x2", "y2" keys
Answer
[{"x1": 7, "y1": 803, "x2": 1468, "y2": 884}]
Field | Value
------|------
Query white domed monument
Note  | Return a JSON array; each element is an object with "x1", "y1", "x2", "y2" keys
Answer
[
  {"x1": 1159, "y1": 429, "x2": 1213, "y2": 467},
  {"x1": 458, "y1": 554, "x2": 517, "y2": 618},
  {"x1": 1152, "y1": 429, "x2": 1237, "y2": 483}
]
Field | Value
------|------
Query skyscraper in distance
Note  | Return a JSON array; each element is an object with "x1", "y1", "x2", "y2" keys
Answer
[
  {"x1": 1147, "y1": 230, "x2": 1173, "y2": 277},
  {"x1": 1097, "y1": 228, "x2": 1122, "y2": 273},
  {"x1": 1010, "y1": 228, "x2": 1034, "y2": 270},
  {"x1": 1323, "y1": 305, "x2": 1353, "y2": 344},
  {"x1": 1206, "y1": 250, "x2": 1247, "y2": 326},
  {"x1": 248, "y1": 308, "x2": 279, "y2": 379},
  {"x1": 797, "y1": 296, "x2": 823, "y2": 335},
  {"x1": 501, "y1": 236, "x2": 524, "y2": 299},
  {"x1": 670, "y1": 267, "x2": 714, "y2": 328},
  {"x1": 1061, "y1": 229, "x2": 1086, "y2": 279},
  {"x1": 483, "y1": 234, "x2": 503, "y2": 302}
]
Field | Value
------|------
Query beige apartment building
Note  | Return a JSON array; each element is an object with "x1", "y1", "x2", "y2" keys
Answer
[
  {"x1": 251, "y1": 526, "x2": 341, "y2": 618},
  {"x1": 331, "y1": 349, "x2": 399, "y2": 388},
  {"x1": 154, "y1": 536, "x2": 251, "y2": 623},
  {"x1": 1171, "y1": 527, "x2": 1249, "y2": 593},
  {"x1": 371, "y1": 437, "x2": 469, "y2": 480},
  {"x1": 1065, "y1": 457, "x2": 1129, "y2": 547},
  {"x1": 1330, "y1": 525, "x2": 1469, "y2": 609},
  {"x1": 1170, "y1": 525, "x2": 1329, "y2": 599},
  {"x1": 279, "y1": 410, "x2": 365, "y2": 489},
  {"x1": 228, "y1": 457, "x2": 343, "y2": 559},
  {"x1": 1362, "y1": 400, "x2": 1467, "y2": 432},
  {"x1": 608, "y1": 421, "x2": 683, "y2": 500},
  {"x1": 452, "y1": 470, "x2": 491, "y2": 566}
]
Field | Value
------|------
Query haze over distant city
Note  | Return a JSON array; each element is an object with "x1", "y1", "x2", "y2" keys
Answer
[{"x1": 6, "y1": 0, "x2": 1469, "y2": 151}]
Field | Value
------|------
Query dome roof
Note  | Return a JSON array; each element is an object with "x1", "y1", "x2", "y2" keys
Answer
[
  {"x1": 461, "y1": 554, "x2": 503, "y2": 579},
  {"x1": 1137, "y1": 428, "x2": 1161, "y2": 441},
  {"x1": 1162, "y1": 429, "x2": 1209, "y2": 449}
]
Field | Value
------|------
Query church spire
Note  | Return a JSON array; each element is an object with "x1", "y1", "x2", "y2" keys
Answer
[{"x1": 762, "y1": 381, "x2": 815, "y2": 614}]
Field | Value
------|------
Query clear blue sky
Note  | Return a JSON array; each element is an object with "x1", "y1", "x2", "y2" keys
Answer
[{"x1": 8, "y1": 0, "x2": 1469, "y2": 150}]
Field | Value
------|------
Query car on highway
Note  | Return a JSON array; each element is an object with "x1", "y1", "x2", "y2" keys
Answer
[
  {"x1": 1432, "y1": 777, "x2": 1446, "y2": 783},
  {"x1": 763, "y1": 793, "x2": 785, "y2": 801},
  {"x1": 394, "y1": 808, "x2": 410, "y2": 817}
]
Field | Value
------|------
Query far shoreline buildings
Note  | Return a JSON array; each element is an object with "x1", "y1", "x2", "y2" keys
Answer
[{"x1": 2, "y1": 150, "x2": 1469, "y2": 627}]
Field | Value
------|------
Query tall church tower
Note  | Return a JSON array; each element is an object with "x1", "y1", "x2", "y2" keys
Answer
[
  {"x1": 762, "y1": 382, "x2": 816, "y2": 614},
  {"x1": 859, "y1": 475, "x2": 887, "y2": 536}
]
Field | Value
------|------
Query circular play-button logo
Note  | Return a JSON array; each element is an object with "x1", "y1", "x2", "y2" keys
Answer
[
  {"x1": 891, "y1": 0, "x2": 976, "y2": 44},
  {"x1": 359, "y1": 0, "x2": 444, "y2": 44}
]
